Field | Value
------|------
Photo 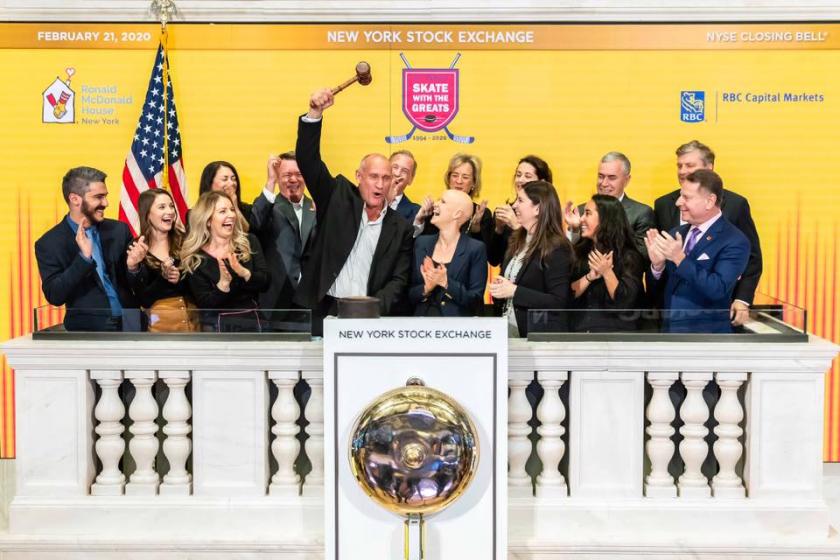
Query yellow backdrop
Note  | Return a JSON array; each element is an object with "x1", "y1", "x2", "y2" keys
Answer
[{"x1": 0, "y1": 23, "x2": 838, "y2": 459}]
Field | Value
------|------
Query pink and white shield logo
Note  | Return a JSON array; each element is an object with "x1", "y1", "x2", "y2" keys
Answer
[{"x1": 402, "y1": 69, "x2": 459, "y2": 133}]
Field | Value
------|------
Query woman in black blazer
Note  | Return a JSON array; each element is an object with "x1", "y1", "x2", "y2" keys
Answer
[
  {"x1": 409, "y1": 190, "x2": 487, "y2": 316},
  {"x1": 180, "y1": 191, "x2": 269, "y2": 331},
  {"x1": 571, "y1": 194, "x2": 644, "y2": 332},
  {"x1": 489, "y1": 180, "x2": 573, "y2": 337}
]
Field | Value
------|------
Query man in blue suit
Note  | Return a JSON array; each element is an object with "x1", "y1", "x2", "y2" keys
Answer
[
  {"x1": 34, "y1": 166, "x2": 138, "y2": 331},
  {"x1": 645, "y1": 169, "x2": 749, "y2": 333},
  {"x1": 387, "y1": 150, "x2": 422, "y2": 225}
]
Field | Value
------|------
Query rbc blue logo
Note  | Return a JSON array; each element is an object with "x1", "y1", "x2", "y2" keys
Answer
[{"x1": 680, "y1": 91, "x2": 705, "y2": 123}]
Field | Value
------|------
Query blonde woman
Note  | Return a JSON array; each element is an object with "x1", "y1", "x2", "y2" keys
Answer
[{"x1": 181, "y1": 191, "x2": 269, "y2": 331}]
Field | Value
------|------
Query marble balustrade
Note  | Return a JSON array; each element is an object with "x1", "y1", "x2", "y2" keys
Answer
[{"x1": 2, "y1": 335, "x2": 838, "y2": 550}]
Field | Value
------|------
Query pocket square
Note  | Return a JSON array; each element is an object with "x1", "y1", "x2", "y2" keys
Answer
[{"x1": 697, "y1": 253, "x2": 710, "y2": 261}]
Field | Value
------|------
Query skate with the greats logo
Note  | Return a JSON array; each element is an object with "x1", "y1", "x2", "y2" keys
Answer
[
  {"x1": 42, "y1": 67, "x2": 75, "y2": 124},
  {"x1": 387, "y1": 53, "x2": 475, "y2": 144}
]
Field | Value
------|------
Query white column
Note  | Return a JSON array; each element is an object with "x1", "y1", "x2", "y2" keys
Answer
[
  {"x1": 269, "y1": 370, "x2": 301, "y2": 496},
  {"x1": 508, "y1": 376, "x2": 532, "y2": 498},
  {"x1": 678, "y1": 372, "x2": 712, "y2": 498},
  {"x1": 90, "y1": 370, "x2": 126, "y2": 496},
  {"x1": 535, "y1": 370, "x2": 567, "y2": 498},
  {"x1": 712, "y1": 372, "x2": 747, "y2": 498},
  {"x1": 645, "y1": 371, "x2": 678, "y2": 498},
  {"x1": 125, "y1": 370, "x2": 159, "y2": 495},
  {"x1": 159, "y1": 370, "x2": 192, "y2": 496},
  {"x1": 303, "y1": 372, "x2": 324, "y2": 496}
]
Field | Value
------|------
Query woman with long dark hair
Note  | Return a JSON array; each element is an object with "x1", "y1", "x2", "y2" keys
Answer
[
  {"x1": 198, "y1": 160, "x2": 253, "y2": 225},
  {"x1": 571, "y1": 194, "x2": 644, "y2": 332},
  {"x1": 126, "y1": 188, "x2": 198, "y2": 331},
  {"x1": 489, "y1": 155, "x2": 553, "y2": 266},
  {"x1": 488, "y1": 180, "x2": 572, "y2": 336}
]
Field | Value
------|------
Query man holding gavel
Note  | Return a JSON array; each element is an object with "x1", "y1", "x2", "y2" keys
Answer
[{"x1": 293, "y1": 86, "x2": 414, "y2": 335}]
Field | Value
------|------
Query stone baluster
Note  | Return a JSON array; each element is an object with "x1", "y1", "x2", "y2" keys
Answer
[
  {"x1": 535, "y1": 370, "x2": 567, "y2": 498},
  {"x1": 644, "y1": 372, "x2": 678, "y2": 498},
  {"x1": 125, "y1": 370, "x2": 160, "y2": 495},
  {"x1": 303, "y1": 373, "x2": 324, "y2": 496},
  {"x1": 712, "y1": 372, "x2": 747, "y2": 498},
  {"x1": 508, "y1": 376, "x2": 533, "y2": 498},
  {"x1": 90, "y1": 370, "x2": 126, "y2": 496},
  {"x1": 159, "y1": 370, "x2": 192, "y2": 496},
  {"x1": 678, "y1": 372, "x2": 712, "y2": 498},
  {"x1": 269, "y1": 370, "x2": 301, "y2": 496}
]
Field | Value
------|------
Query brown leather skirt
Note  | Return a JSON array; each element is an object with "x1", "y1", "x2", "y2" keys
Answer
[{"x1": 146, "y1": 296, "x2": 200, "y2": 333}]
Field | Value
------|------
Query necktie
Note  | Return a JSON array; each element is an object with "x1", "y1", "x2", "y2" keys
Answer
[{"x1": 684, "y1": 227, "x2": 702, "y2": 255}]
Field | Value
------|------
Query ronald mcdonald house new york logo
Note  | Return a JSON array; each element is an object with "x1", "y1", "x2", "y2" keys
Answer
[
  {"x1": 387, "y1": 52, "x2": 475, "y2": 144},
  {"x1": 43, "y1": 67, "x2": 76, "y2": 124}
]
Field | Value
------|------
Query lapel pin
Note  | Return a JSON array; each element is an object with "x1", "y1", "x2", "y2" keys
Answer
[{"x1": 706, "y1": 235, "x2": 713, "y2": 241}]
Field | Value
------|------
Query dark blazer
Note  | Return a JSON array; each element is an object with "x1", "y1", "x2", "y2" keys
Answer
[
  {"x1": 35, "y1": 217, "x2": 137, "y2": 331},
  {"x1": 249, "y1": 191, "x2": 316, "y2": 310},
  {"x1": 409, "y1": 233, "x2": 487, "y2": 316},
  {"x1": 127, "y1": 254, "x2": 188, "y2": 309},
  {"x1": 293, "y1": 117, "x2": 413, "y2": 316},
  {"x1": 654, "y1": 188, "x2": 762, "y2": 304},
  {"x1": 647, "y1": 216, "x2": 750, "y2": 333},
  {"x1": 571, "y1": 247, "x2": 645, "y2": 332},
  {"x1": 573, "y1": 195, "x2": 655, "y2": 259},
  {"x1": 395, "y1": 194, "x2": 421, "y2": 225},
  {"x1": 501, "y1": 243, "x2": 573, "y2": 336},
  {"x1": 185, "y1": 233, "x2": 270, "y2": 329}
]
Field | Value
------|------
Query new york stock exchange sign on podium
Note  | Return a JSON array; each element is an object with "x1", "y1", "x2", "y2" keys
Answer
[{"x1": 323, "y1": 317, "x2": 508, "y2": 560}]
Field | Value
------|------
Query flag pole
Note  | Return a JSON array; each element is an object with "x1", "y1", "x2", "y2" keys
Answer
[{"x1": 151, "y1": 0, "x2": 177, "y2": 189}]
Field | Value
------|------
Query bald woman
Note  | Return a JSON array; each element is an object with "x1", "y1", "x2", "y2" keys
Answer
[{"x1": 408, "y1": 189, "x2": 488, "y2": 316}]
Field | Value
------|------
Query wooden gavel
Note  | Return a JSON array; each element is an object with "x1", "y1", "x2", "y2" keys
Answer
[{"x1": 331, "y1": 61, "x2": 372, "y2": 95}]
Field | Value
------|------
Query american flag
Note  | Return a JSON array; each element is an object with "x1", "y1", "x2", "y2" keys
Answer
[{"x1": 119, "y1": 42, "x2": 187, "y2": 235}]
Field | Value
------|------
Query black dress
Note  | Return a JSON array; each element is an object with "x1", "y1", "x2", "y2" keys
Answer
[
  {"x1": 185, "y1": 233, "x2": 270, "y2": 331},
  {"x1": 570, "y1": 248, "x2": 644, "y2": 332}
]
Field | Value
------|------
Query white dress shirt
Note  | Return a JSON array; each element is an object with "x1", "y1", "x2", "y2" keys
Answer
[{"x1": 327, "y1": 205, "x2": 387, "y2": 298}]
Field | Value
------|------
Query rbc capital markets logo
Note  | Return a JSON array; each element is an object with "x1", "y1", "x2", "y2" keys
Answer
[
  {"x1": 386, "y1": 52, "x2": 474, "y2": 144},
  {"x1": 680, "y1": 91, "x2": 705, "y2": 123}
]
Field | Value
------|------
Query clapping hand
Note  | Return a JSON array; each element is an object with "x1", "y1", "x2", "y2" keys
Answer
[
  {"x1": 415, "y1": 196, "x2": 434, "y2": 226},
  {"x1": 75, "y1": 217, "x2": 93, "y2": 259},
  {"x1": 161, "y1": 258, "x2": 180, "y2": 284},
  {"x1": 216, "y1": 257, "x2": 232, "y2": 292},
  {"x1": 651, "y1": 230, "x2": 685, "y2": 266},
  {"x1": 469, "y1": 200, "x2": 488, "y2": 233},
  {"x1": 494, "y1": 204, "x2": 520, "y2": 232},
  {"x1": 226, "y1": 251, "x2": 252, "y2": 282},
  {"x1": 421, "y1": 256, "x2": 447, "y2": 294},
  {"x1": 644, "y1": 229, "x2": 667, "y2": 270},
  {"x1": 587, "y1": 249, "x2": 613, "y2": 277},
  {"x1": 489, "y1": 275, "x2": 517, "y2": 300},
  {"x1": 563, "y1": 201, "x2": 581, "y2": 232},
  {"x1": 126, "y1": 235, "x2": 148, "y2": 271}
]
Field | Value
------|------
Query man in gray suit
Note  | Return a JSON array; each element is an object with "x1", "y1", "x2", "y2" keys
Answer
[
  {"x1": 565, "y1": 151, "x2": 655, "y2": 259},
  {"x1": 250, "y1": 151, "x2": 317, "y2": 310}
]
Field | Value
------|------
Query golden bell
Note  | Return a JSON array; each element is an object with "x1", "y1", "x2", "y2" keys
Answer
[{"x1": 348, "y1": 377, "x2": 479, "y2": 559}]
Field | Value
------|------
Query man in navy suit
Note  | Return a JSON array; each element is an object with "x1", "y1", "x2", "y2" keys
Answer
[
  {"x1": 387, "y1": 150, "x2": 426, "y2": 232},
  {"x1": 645, "y1": 169, "x2": 749, "y2": 333},
  {"x1": 654, "y1": 140, "x2": 762, "y2": 326},
  {"x1": 250, "y1": 151, "x2": 317, "y2": 310},
  {"x1": 34, "y1": 166, "x2": 137, "y2": 331}
]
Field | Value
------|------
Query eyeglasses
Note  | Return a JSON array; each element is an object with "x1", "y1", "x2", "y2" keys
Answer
[{"x1": 449, "y1": 172, "x2": 473, "y2": 182}]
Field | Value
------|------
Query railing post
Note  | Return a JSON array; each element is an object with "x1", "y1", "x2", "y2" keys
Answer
[
  {"x1": 159, "y1": 370, "x2": 192, "y2": 496},
  {"x1": 645, "y1": 371, "x2": 678, "y2": 498},
  {"x1": 535, "y1": 370, "x2": 567, "y2": 498},
  {"x1": 90, "y1": 369, "x2": 125, "y2": 496},
  {"x1": 125, "y1": 370, "x2": 160, "y2": 495},
  {"x1": 712, "y1": 372, "x2": 747, "y2": 498},
  {"x1": 678, "y1": 372, "x2": 712, "y2": 498},
  {"x1": 508, "y1": 375, "x2": 533, "y2": 498},
  {"x1": 302, "y1": 372, "x2": 324, "y2": 495},
  {"x1": 269, "y1": 370, "x2": 301, "y2": 496}
]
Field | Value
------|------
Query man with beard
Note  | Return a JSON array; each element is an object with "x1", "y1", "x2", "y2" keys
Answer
[
  {"x1": 250, "y1": 151, "x2": 317, "y2": 310},
  {"x1": 35, "y1": 166, "x2": 137, "y2": 331}
]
